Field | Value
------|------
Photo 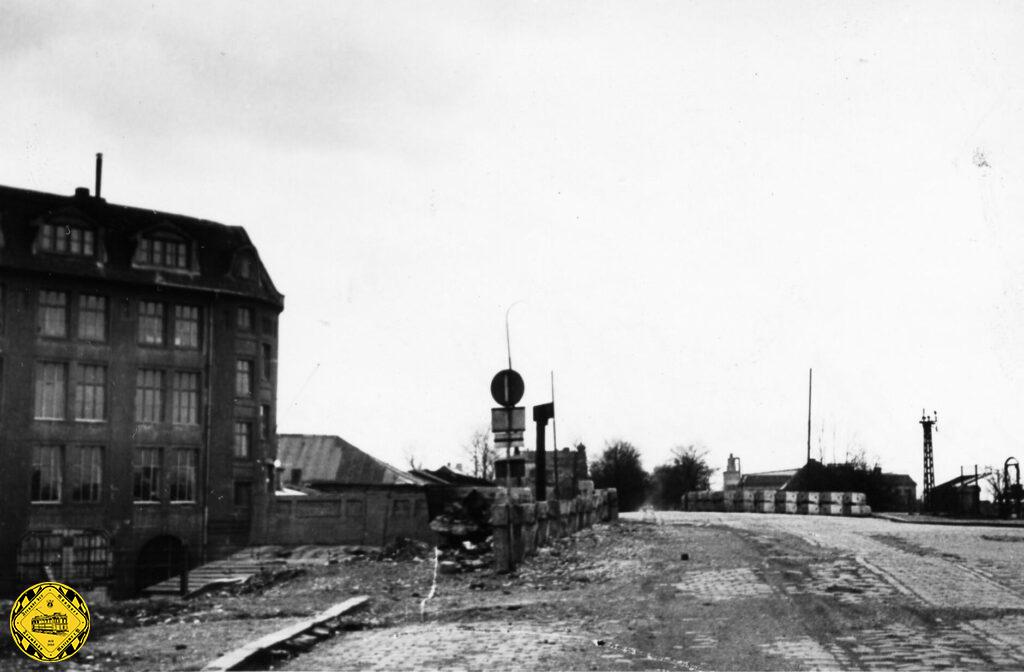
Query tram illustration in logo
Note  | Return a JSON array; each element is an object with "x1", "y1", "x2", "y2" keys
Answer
[
  {"x1": 9, "y1": 582, "x2": 91, "y2": 662},
  {"x1": 31, "y1": 611, "x2": 69, "y2": 635}
]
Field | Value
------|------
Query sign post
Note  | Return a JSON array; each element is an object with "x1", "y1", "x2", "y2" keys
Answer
[{"x1": 490, "y1": 368, "x2": 524, "y2": 572}]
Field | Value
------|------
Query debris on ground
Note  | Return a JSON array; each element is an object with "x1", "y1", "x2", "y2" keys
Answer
[{"x1": 382, "y1": 537, "x2": 434, "y2": 561}]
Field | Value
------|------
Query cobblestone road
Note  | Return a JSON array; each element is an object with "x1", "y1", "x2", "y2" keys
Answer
[
  {"x1": 284, "y1": 514, "x2": 1024, "y2": 671},
  {"x1": 657, "y1": 512, "x2": 1024, "y2": 670}
]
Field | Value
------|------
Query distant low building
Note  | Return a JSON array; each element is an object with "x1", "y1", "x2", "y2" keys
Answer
[
  {"x1": 881, "y1": 472, "x2": 918, "y2": 512},
  {"x1": 739, "y1": 469, "x2": 799, "y2": 490},
  {"x1": 267, "y1": 434, "x2": 433, "y2": 546},
  {"x1": 276, "y1": 434, "x2": 423, "y2": 488},
  {"x1": 494, "y1": 445, "x2": 590, "y2": 499},
  {"x1": 722, "y1": 455, "x2": 917, "y2": 512},
  {"x1": 410, "y1": 466, "x2": 494, "y2": 487},
  {"x1": 721, "y1": 454, "x2": 798, "y2": 491}
]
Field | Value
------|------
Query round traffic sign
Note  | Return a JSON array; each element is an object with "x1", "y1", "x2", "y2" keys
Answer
[{"x1": 490, "y1": 369, "x2": 525, "y2": 407}]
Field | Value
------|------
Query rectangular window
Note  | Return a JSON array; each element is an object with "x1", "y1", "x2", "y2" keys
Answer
[
  {"x1": 173, "y1": 305, "x2": 200, "y2": 348},
  {"x1": 168, "y1": 450, "x2": 197, "y2": 502},
  {"x1": 133, "y1": 447, "x2": 161, "y2": 502},
  {"x1": 135, "y1": 369, "x2": 164, "y2": 423},
  {"x1": 135, "y1": 237, "x2": 188, "y2": 269},
  {"x1": 75, "y1": 364, "x2": 106, "y2": 421},
  {"x1": 237, "y1": 307, "x2": 252, "y2": 331},
  {"x1": 40, "y1": 224, "x2": 94, "y2": 256},
  {"x1": 234, "y1": 422, "x2": 251, "y2": 459},
  {"x1": 138, "y1": 301, "x2": 164, "y2": 345},
  {"x1": 34, "y1": 362, "x2": 66, "y2": 420},
  {"x1": 261, "y1": 343, "x2": 273, "y2": 380},
  {"x1": 31, "y1": 446, "x2": 62, "y2": 503},
  {"x1": 260, "y1": 404, "x2": 271, "y2": 439},
  {"x1": 39, "y1": 224, "x2": 56, "y2": 252},
  {"x1": 236, "y1": 360, "x2": 253, "y2": 397},
  {"x1": 135, "y1": 238, "x2": 150, "y2": 264},
  {"x1": 38, "y1": 290, "x2": 67, "y2": 337},
  {"x1": 174, "y1": 242, "x2": 187, "y2": 268},
  {"x1": 69, "y1": 446, "x2": 103, "y2": 503},
  {"x1": 171, "y1": 372, "x2": 199, "y2": 425},
  {"x1": 78, "y1": 294, "x2": 107, "y2": 342}
]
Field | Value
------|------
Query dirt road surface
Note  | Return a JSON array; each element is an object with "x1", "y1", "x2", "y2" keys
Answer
[
  {"x1": 285, "y1": 512, "x2": 1024, "y2": 671},
  {"x1": 4, "y1": 513, "x2": 1023, "y2": 670}
]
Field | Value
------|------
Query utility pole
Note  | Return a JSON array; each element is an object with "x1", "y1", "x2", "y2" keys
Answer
[
  {"x1": 806, "y1": 369, "x2": 813, "y2": 464},
  {"x1": 920, "y1": 410, "x2": 937, "y2": 512}
]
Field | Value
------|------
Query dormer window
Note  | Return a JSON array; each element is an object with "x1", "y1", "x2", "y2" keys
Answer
[
  {"x1": 232, "y1": 249, "x2": 257, "y2": 281},
  {"x1": 237, "y1": 256, "x2": 253, "y2": 279},
  {"x1": 135, "y1": 235, "x2": 189, "y2": 269},
  {"x1": 39, "y1": 223, "x2": 95, "y2": 256}
]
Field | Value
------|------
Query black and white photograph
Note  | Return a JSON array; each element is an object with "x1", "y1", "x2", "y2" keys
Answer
[{"x1": 1, "y1": 1, "x2": 1023, "y2": 670}]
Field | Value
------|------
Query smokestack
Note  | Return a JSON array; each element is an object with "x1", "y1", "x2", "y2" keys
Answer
[{"x1": 94, "y1": 153, "x2": 103, "y2": 199}]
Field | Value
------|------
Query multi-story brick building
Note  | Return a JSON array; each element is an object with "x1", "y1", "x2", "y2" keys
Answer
[{"x1": 0, "y1": 182, "x2": 283, "y2": 596}]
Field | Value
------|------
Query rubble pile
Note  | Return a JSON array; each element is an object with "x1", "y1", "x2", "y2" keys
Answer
[
  {"x1": 437, "y1": 538, "x2": 494, "y2": 574},
  {"x1": 381, "y1": 537, "x2": 434, "y2": 561}
]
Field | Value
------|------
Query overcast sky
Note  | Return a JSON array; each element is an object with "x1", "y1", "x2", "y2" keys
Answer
[{"x1": 3, "y1": 1, "x2": 1023, "y2": 488}]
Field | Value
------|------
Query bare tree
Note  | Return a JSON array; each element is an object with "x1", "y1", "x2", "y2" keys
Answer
[
  {"x1": 984, "y1": 465, "x2": 1004, "y2": 502},
  {"x1": 403, "y1": 445, "x2": 423, "y2": 471},
  {"x1": 463, "y1": 427, "x2": 496, "y2": 480}
]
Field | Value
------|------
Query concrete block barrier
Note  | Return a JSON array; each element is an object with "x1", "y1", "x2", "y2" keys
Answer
[
  {"x1": 678, "y1": 489, "x2": 868, "y2": 517},
  {"x1": 797, "y1": 492, "x2": 820, "y2": 505},
  {"x1": 774, "y1": 491, "x2": 797, "y2": 505}
]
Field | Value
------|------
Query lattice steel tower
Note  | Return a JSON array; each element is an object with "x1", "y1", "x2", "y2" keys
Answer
[{"x1": 920, "y1": 410, "x2": 937, "y2": 510}]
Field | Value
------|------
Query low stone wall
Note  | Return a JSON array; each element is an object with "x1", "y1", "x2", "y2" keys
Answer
[
  {"x1": 682, "y1": 489, "x2": 871, "y2": 516},
  {"x1": 491, "y1": 489, "x2": 618, "y2": 571}
]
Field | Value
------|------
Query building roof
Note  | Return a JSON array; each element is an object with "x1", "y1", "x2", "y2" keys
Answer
[
  {"x1": 881, "y1": 473, "x2": 918, "y2": 487},
  {"x1": 0, "y1": 183, "x2": 282, "y2": 308},
  {"x1": 739, "y1": 470, "x2": 798, "y2": 489},
  {"x1": 409, "y1": 466, "x2": 494, "y2": 487},
  {"x1": 277, "y1": 434, "x2": 423, "y2": 485},
  {"x1": 933, "y1": 473, "x2": 982, "y2": 490}
]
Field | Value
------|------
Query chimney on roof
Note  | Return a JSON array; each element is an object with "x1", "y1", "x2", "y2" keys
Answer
[
  {"x1": 74, "y1": 187, "x2": 90, "y2": 198},
  {"x1": 94, "y1": 153, "x2": 103, "y2": 199}
]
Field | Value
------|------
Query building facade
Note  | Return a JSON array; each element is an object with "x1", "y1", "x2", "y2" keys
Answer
[{"x1": 0, "y1": 183, "x2": 283, "y2": 596}]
